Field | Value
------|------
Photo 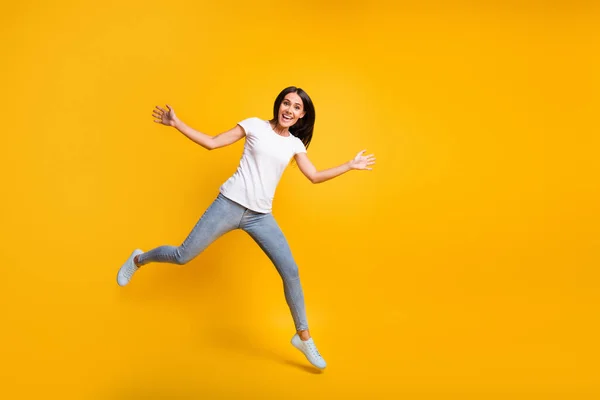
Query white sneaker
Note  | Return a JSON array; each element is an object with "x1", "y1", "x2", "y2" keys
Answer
[
  {"x1": 291, "y1": 333, "x2": 327, "y2": 369},
  {"x1": 117, "y1": 249, "x2": 143, "y2": 286}
]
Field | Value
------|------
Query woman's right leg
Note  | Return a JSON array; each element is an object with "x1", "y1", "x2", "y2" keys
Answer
[{"x1": 136, "y1": 193, "x2": 243, "y2": 266}]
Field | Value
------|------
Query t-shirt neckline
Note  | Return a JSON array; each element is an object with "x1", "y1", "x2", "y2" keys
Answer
[{"x1": 266, "y1": 120, "x2": 292, "y2": 138}]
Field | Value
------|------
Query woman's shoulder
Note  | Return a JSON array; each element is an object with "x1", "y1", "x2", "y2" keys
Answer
[
  {"x1": 239, "y1": 116, "x2": 266, "y2": 124},
  {"x1": 237, "y1": 117, "x2": 271, "y2": 137},
  {"x1": 239, "y1": 117, "x2": 269, "y2": 129},
  {"x1": 293, "y1": 136, "x2": 307, "y2": 151}
]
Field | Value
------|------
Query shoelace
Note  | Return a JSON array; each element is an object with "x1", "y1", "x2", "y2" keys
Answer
[
  {"x1": 305, "y1": 341, "x2": 322, "y2": 359},
  {"x1": 123, "y1": 264, "x2": 136, "y2": 279}
]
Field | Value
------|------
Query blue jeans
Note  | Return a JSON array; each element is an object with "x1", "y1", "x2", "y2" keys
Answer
[{"x1": 137, "y1": 193, "x2": 309, "y2": 331}]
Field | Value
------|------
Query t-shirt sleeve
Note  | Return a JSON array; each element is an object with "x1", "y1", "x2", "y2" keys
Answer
[
  {"x1": 294, "y1": 138, "x2": 307, "y2": 155},
  {"x1": 237, "y1": 117, "x2": 258, "y2": 137}
]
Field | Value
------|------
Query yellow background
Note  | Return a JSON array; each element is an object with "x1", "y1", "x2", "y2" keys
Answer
[{"x1": 1, "y1": 1, "x2": 599, "y2": 398}]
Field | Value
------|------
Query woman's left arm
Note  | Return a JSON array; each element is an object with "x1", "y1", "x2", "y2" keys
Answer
[{"x1": 294, "y1": 150, "x2": 376, "y2": 184}]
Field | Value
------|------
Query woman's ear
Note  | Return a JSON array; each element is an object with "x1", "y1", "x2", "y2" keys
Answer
[{"x1": 300, "y1": 111, "x2": 306, "y2": 119}]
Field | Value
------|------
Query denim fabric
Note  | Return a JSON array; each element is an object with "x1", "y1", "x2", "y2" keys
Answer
[{"x1": 137, "y1": 193, "x2": 309, "y2": 331}]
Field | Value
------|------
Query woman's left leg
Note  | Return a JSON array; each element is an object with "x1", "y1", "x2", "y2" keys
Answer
[
  {"x1": 241, "y1": 212, "x2": 309, "y2": 332},
  {"x1": 241, "y1": 211, "x2": 327, "y2": 369}
]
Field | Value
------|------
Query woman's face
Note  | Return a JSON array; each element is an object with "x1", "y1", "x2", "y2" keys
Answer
[{"x1": 277, "y1": 92, "x2": 306, "y2": 128}]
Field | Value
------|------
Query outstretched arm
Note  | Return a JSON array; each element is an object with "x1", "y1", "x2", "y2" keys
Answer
[
  {"x1": 294, "y1": 150, "x2": 376, "y2": 184},
  {"x1": 152, "y1": 104, "x2": 245, "y2": 150}
]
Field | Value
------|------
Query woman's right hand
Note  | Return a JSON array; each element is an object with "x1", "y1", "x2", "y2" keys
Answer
[{"x1": 152, "y1": 104, "x2": 179, "y2": 127}]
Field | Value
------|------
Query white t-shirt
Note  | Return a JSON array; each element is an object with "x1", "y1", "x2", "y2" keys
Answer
[{"x1": 219, "y1": 117, "x2": 307, "y2": 213}]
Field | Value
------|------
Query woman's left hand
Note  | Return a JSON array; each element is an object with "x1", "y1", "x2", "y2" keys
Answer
[{"x1": 349, "y1": 150, "x2": 376, "y2": 170}]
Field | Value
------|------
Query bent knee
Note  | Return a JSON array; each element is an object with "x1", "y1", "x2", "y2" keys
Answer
[
  {"x1": 174, "y1": 248, "x2": 193, "y2": 265},
  {"x1": 282, "y1": 265, "x2": 300, "y2": 282}
]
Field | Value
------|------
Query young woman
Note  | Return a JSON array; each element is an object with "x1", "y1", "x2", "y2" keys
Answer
[{"x1": 116, "y1": 86, "x2": 376, "y2": 369}]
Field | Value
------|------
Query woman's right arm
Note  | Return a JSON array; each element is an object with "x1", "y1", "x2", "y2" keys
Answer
[
  {"x1": 173, "y1": 120, "x2": 245, "y2": 150},
  {"x1": 153, "y1": 104, "x2": 245, "y2": 150}
]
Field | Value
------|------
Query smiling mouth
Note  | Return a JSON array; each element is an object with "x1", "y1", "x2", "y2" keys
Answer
[{"x1": 281, "y1": 114, "x2": 293, "y2": 122}]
